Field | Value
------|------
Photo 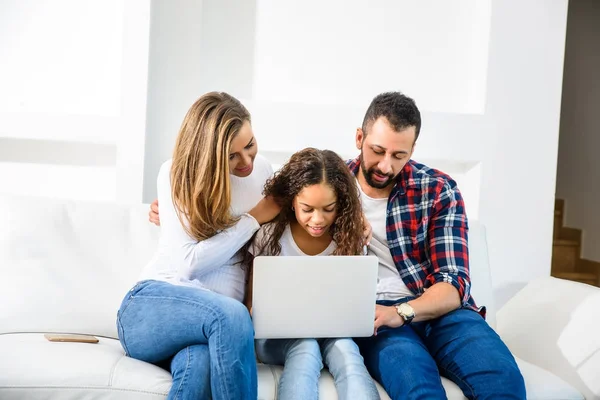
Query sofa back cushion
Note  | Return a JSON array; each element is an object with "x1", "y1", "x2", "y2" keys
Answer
[
  {"x1": 0, "y1": 194, "x2": 159, "y2": 338},
  {"x1": 0, "y1": 194, "x2": 495, "y2": 338}
]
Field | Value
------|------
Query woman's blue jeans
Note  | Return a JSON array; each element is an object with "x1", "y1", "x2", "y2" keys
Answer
[
  {"x1": 116, "y1": 280, "x2": 257, "y2": 400},
  {"x1": 256, "y1": 337, "x2": 380, "y2": 400}
]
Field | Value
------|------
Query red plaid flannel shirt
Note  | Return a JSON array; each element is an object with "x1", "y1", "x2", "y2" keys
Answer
[{"x1": 347, "y1": 157, "x2": 483, "y2": 316}]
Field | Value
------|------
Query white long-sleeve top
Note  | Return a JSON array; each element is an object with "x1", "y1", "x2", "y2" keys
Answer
[{"x1": 139, "y1": 154, "x2": 273, "y2": 302}]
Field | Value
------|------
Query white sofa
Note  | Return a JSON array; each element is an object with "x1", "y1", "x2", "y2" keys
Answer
[{"x1": 0, "y1": 193, "x2": 598, "y2": 399}]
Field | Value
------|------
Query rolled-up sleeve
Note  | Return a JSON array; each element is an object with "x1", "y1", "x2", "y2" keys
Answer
[{"x1": 426, "y1": 182, "x2": 471, "y2": 305}]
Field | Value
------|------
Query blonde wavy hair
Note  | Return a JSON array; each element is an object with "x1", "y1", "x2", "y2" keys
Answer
[{"x1": 170, "y1": 92, "x2": 250, "y2": 241}]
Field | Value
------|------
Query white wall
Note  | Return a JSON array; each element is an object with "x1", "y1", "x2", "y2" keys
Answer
[
  {"x1": 0, "y1": 0, "x2": 150, "y2": 203},
  {"x1": 251, "y1": 1, "x2": 491, "y2": 114},
  {"x1": 143, "y1": 0, "x2": 568, "y2": 307},
  {"x1": 556, "y1": 0, "x2": 600, "y2": 263}
]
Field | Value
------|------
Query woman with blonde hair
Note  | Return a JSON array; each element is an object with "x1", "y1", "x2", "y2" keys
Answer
[{"x1": 116, "y1": 92, "x2": 280, "y2": 399}]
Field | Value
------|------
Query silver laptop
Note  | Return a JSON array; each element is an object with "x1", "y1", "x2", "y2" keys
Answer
[{"x1": 252, "y1": 255, "x2": 378, "y2": 339}]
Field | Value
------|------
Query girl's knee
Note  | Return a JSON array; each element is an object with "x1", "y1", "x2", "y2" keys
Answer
[
  {"x1": 324, "y1": 339, "x2": 368, "y2": 375},
  {"x1": 323, "y1": 338, "x2": 359, "y2": 353},
  {"x1": 286, "y1": 339, "x2": 323, "y2": 370},
  {"x1": 288, "y1": 338, "x2": 320, "y2": 355}
]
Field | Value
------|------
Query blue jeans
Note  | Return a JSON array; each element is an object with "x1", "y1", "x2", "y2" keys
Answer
[
  {"x1": 256, "y1": 337, "x2": 380, "y2": 400},
  {"x1": 116, "y1": 280, "x2": 257, "y2": 400},
  {"x1": 355, "y1": 299, "x2": 526, "y2": 400}
]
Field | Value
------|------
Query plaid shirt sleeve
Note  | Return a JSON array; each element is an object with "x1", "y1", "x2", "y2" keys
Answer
[{"x1": 426, "y1": 181, "x2": 471, "y2": 305}]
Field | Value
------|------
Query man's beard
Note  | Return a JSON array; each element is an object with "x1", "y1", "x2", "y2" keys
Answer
[{"x1": 360, "y1": 154, "x2": 396, "y2": 189}]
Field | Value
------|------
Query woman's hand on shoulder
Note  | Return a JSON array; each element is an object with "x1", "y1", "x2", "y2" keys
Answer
[
  {"x1": 248, "y1": 196, "x2": 281, "y2": 225},
  {"x1": 362, "y1": 213, "x2": 372, "y2": 246},
  {"x1": 148, "y1": 199, "x2": 160, "y2": 226}
]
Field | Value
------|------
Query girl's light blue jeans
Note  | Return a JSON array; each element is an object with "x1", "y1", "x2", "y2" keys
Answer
[
  {"x1": 256, "y1": 337, "x2": 380, "y2": 400},
  {"x1": 116, "y1": 280, "x2": 257, "y2": 400}
]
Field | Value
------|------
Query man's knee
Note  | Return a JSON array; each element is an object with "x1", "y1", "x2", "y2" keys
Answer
[{"x1": 495, "y1": 356, "x2": 526, "y2": 396}]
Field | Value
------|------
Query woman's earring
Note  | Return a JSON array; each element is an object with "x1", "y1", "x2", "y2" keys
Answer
[{"x1": 291, "y1": 206, "x2": 295, "y2": 211}]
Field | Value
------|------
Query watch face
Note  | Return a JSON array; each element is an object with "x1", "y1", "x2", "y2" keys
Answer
[{"x1": 399, "y1": 303, "x2": 415, "y2": 318}]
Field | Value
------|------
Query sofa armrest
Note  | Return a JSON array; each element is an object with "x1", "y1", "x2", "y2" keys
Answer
[{"x1": 497, "y1": 276, "x2": 600, "y2": 400}]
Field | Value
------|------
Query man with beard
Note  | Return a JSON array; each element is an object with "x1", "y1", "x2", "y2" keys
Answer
[{"x1": 350, "y1": 92, "x2": 525, "y2": 399}]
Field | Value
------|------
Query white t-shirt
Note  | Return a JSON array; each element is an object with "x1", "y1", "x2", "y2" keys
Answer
[
  {"x1": 250, "y1": 223, "x2": 337, "y2": 257},
  {"x1": 358, "y1": 182, "x2": 414, "y2": 300},
  {"x1": 139, "y1": 154, "x2": 274, "y2": 302}
]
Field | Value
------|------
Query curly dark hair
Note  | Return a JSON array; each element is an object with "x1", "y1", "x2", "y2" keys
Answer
[{"x1": 255, "y1": 148, "x2": 364, "y2": 257}]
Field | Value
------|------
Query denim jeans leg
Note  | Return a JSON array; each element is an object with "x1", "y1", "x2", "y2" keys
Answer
[
  {"x1": 416, "y1": 309, "x2": 526, "y2": 400},
  {"x1": 320, "y1": 338, "x2": 380, "y2": 400},
  {"x1": 169, "y1": 344, "x2": 211, "y2": 400},
  {"x1": 355, "y1": 326, "x2": 446, "y2": 400},
  {"x1": 257, "y1": 338, "x2": 323, "y2": 400},
  {"x1": 117, "y1": 280, "x2": 257, "y2": 400}
]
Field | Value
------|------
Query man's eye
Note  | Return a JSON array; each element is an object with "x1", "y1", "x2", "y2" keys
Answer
[{"x1": 373, "y1": 150, "x2": 384, "y2": 155}]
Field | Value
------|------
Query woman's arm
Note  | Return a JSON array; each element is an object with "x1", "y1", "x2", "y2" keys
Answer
[{"x1": 156, "y1": 161, "x2": 278, "y2": 279}]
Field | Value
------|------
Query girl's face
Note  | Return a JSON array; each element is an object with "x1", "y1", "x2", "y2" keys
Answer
[{"x1": 293, "y1": 182, "x2": 338, "y2": 237}]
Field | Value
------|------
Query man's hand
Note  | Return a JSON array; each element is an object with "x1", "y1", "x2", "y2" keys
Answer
[
  {"x1": 374, "y1": 304, "x2": 404, "y2": 334},
  {"x1": 248, "y1": 196, "x2": 281, "y2": 225},
  {"x1": 149, "y1": 199, "x2": 160, "y2": 226}
]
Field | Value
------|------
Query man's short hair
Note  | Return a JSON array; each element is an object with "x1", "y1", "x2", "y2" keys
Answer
[{"x1": 362, "y1": 92, "x2": 421, "y2": 141}]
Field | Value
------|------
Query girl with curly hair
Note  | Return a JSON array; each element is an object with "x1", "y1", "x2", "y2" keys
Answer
[{"x1": 247, "y1": 147, "x2": 380, "y2": 400}]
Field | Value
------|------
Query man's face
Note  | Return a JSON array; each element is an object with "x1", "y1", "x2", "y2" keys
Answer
[{"x1": 356, "y1": 117, "x2": 416, "y2": 189}]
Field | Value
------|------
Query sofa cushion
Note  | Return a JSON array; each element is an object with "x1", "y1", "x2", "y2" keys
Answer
[
  {"x1": 0, "y1": 195, "x2": 159, "y2": 338},
  {"x1": 516, "y1": 357, "x2": 584, "y2": 400},
  {"x1": 498, "y1": 276, "x2": 600, "y2": 399},
  {"x1": 0, "y1": 333, "x2": 584, "y2": 400},
  {"x1": 0, "y1": 333, "x2": 379, "y2": 400},
  {"x1": 0, "y1": 333, "x2": 170, "y2": 400}
]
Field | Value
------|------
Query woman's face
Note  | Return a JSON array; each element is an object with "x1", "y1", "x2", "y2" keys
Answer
[
  {"x1": 293, "y1": 182, "x2": 338, "y2": 238},
  {"x1": 229, "y1": 120, "x2": 258, "y2": 177}
]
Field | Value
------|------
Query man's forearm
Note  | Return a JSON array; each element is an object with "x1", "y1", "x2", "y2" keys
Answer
[{"x1": 408, "y1": 282, "x2": 461, "y2": 322}]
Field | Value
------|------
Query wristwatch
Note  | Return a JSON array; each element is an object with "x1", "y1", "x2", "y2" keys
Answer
[{"x1": 395, "y1": 303, "x2": 416, "y2": 325}]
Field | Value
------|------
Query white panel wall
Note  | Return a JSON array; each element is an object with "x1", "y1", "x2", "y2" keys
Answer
[
  {"x1": 476, "y1": 0, "x2": 567, "y2": 306},
  {"x1": 143, "y1": 0, "x2": 568, "y2": 307},
  {"x1": 0, "y1": 0, "x2": 150, "y2": 203},
  {"x1": 252, "y1": 0, "x2": 490, "y2": 114},
  {"x1": 556, "y1": 0, "x2": 600, "y2": 263}
]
